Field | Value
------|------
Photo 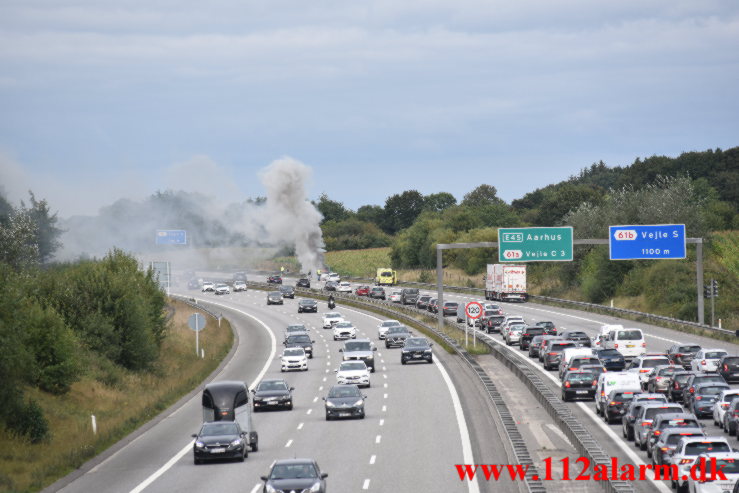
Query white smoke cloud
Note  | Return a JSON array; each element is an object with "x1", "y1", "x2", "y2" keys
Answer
[{"x1": 259, "y1": 156, "x2": 325, "y2": 274}]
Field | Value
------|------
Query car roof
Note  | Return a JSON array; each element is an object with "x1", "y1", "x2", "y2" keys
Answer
[
  {"x1": 272, "y1": 458, "x2": 318, "y2": 466},
  {"x1": 660, "y1": 427, "x2": 704, "y2": 437}
]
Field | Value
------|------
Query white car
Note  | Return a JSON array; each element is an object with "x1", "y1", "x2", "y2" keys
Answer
[
  {"x1": 504, "y1": 326, "x2": 524, "y2": 346},
  {"x1": 322, "y1": 312, "x2": 345, "y2": 329},
  {"x1": 214, "y1": 283, "x2": 230, "y2": 295},
  {"x1": 377, "y1": 319, "x2": 401, "y2": 340},
  {"x1": 336, "y1": 282, "x2": 352, "y2": 293},
  {"x1": 328, "y1": 272, "x2": 341, "y2": 282},
  {"x1": 333, "y1": 321, "x2": 357, "y2": 341},
  {"x1": 233, "y1": 281, "x2": 247, "y2": 292},
  {"x1": 686, "y1": 451, "x2": 739, "y2": 492},
  {"x1": 389, "y1": 291, "x2": 402, "y2": 303},
  {"x1": 691, "y1": 349, "x2": 729, "y2": 373},
  {"x1": 713, "y1": 389, "x2": 739, "y2": 427},
  {"x1": 281, "y1": 347, "x2": 308, "y2": 372},
  {"x1": 670, "y1": 436, "x2": 732, "y2": 492},
  {"x1": 335, "y1": 360, "x2": 370, "y2": 387},
  {"x1": 201, "y1": 281, "x2": 215, "y2": 292}
]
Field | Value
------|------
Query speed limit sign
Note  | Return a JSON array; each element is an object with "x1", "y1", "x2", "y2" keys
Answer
[{"x1": 465, "y1": 302, "x2": 483, "y2": 319}]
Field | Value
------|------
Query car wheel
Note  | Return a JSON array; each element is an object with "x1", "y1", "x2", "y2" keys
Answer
[
  {"x1": 730, "y1": 422, "x2": 736, "y2": 436},
  {"x1": 360, "y1": 411, "x2": 365, "y2": 419},
  {"x1": 428, "y1": 357, "x2": 433, "y2": 364},
  {"x1": 325, "y1": 412, "x2": 331, "y2": 421},
  {"x1": 239, "y1": 452, "x2": 245, "y2": 462},
  {"x1": 308, "y1": 354, "x2": 313, "y2": 359},
  {"x1": 646, "y1": 446, "x2": 652, "y2": 458},
  {"x1": 385, "y1": 343, "x2": 390, "y2": 348},
  {"x1": 401, "y1": 359, "x2": 406, "y2": 365},
  {"x1": 287, "y1": 403, "x2": 293, "y2": 411},
  {"x1": 562, "y1": 392, "x2": 569, "y2": 402},
  {"x1": 194, "y1": 457, "x2": 200, "y2": 465},
  {"x1": 251, "y1": 440, "x2": 258, "y2": 452},
  {"x1": 333, "y1": 336, "x2": 337, "y2": 341},
  {"x1": 280, "y1": 368, "x2": 285, "y2": 372}
]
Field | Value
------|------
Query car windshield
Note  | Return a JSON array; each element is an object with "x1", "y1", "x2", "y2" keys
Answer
[
  {"x1": 387, "y1": 326, "x2": 409, "y2": 334},
  {"x1": 642, "y1": 358, "x2": 669, "y2": 368},
  {"x1": 678, "y1": 345, "x2": 701, "y2": 353},
  {"x1": 705, "y1": 351, "x2": 728, "y2": 359},
  {"x1": 698, "y1": 386, "x2": 727, "y2": 395},
  {"x1": 289, "y1": 335, "x2": 311, "y2": 343},
  {"x1": 341, "y1": 362, "x2": 366, "y2": 371},
  {"x1": 405, "y1": 338, "x2": 429, "y2": 349},
  {"x1": 657, "y1": 367, "x2": 677, "y2": 376},
  {"x1": 201, "y1": 422, "x2": 239, "y2": 436},
  {"x1": 325, "y1": 313, "x2": 341, "y2": 319},
  {"x1": 537, "y1": 322, "x2": 554, "y2": 328},
  {"x1": 328, "y1": 386, "x2": 361, "y2": 398},
  {"x1": 617, "y1": 330, "x2": 642, "y2": 340},
  {"x1": 344, "y1": 341, "x2": 371, "y2": 351},
  {"x1": 287, "y1": 325, "x2": 306, "y2": 331},
  {"x1": 284, "y1": 349, "x2": 304, "y2": 357},
  {"x1": 335, "y1": 322, "x2": 353, "y2": 328},
  {"x1": 684, "y1": 442, "x2": 730, "y2": 455},
  {"x1": 566, "y1": 372, "x2": 595, "y2": 382},
  {"x1": 645, "y1": 407, "x2": 682, "y2": 419},
  {"x1": 381, "y1": 321, "x2": 400, "y2": 327},
  {"x1": 270, "y1": 462, "x2": 318, "y2": 480},
  {"x1": 258, "y1": 381, "x2": 288, "y2": 391},
  {"x1": 300, "y1": 300, "x2": 315, "y2": 305}
]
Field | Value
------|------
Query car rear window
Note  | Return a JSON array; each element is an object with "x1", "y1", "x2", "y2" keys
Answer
[
  {"x1": 713, "y1": 459, "x2": 739, "y2": 474},
  {"x1": 657, "y1": 367, "x2": 678, "y2": 376},
  {"x1": 674, "y1": 374, "x2": 693, "y2": 384},
  {"x1": 598, "y1": 349, "x2": 621, "y2": 357},
  {"x1": 723, "y1": 357, "x2": 739, "y2": 365},
  {"x1": 684, "y1": 442, "x2": 730, "y2": 455},
  {"x1": 550, "y1": 343, "x2": 575, "y2": 351},
  {"x1": 643, "y1": 358, "x2": 670, "y2": 368},
  {"x1": 667, "y1": 433, "x2": 702, "y2": 445},
  {"x1": 525, "y1": 327, "x2": 545, "y2": 335},
  {"x1": 698, "y1": 386, "x2": 727, "y2": 395},
  {"x1": 404, "y1": 289, "x2": 419, "y2": 294},
  {"x1": 705, "y1": 351, "x2": 728, "y2": 359},
  {"x1": 613, "y1": 392, "x2": 636, "y2": 401},
  {"x1": 566, "y1": 372, "x2": 595, "y2": 382},
  {"x1": 645, "y1": 406, "x2": 683, "y2": 419},
  {"x1": 678, "y1": 345, "x2": 701, "y2": 353},
  {"x1": 696, "y1": 375, "x2": 726, "y2": 384},
  {"x1": 617, "y1": 330, "x2": 643, "y2": 340}
]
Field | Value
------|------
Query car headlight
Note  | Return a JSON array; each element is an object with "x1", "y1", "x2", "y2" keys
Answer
[
  {"x1": 325, "y1": 401, "x2": 336, "y2": 408},
  {"x1": 195, "y1": 441, "x2": 205, "y2": 448},
  {"x1": 265, "y1": 485, "x2": 278, "y2": 493},
  {"x1": 354, "y1": 399, "x2": 364, "y2": 407},
  {"x1": 309, "y1": 482, "x2": 322, "y2": 492},
  {"x1": 424, "y1": 349, "x2": 432, "y2": 353},
  {"x1": 230, "y1": 438, "x2": 242, "y2": 447}
]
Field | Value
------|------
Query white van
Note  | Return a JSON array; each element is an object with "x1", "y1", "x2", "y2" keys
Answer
[
  {"x1": 559, "y1": 347, "x2": 594, "y2": 374},
  {"x1": 593, "y1": 324, "x2": 624, "y2": 347},
  {"x1": 594, "y1": 372, "x2": 642, "y2": 416},
  {"x1": 603, "y1": 327, "x2": 646, "y2": 360}
]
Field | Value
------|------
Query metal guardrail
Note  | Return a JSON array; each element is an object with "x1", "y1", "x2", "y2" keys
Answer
[{"x1": 170, "y1": 294, "x2": 222, "y2": 321}]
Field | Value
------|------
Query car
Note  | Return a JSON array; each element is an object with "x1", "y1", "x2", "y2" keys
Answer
[
  {"x1": 427, "y1": 298, "x2": 438, "y2": 313},
  {"x1": 281, "y1": 347, "x2": 308, "y2": 372},
  {"x1": 670, "y1": 436, "x2": 731, "y2": 492},
  {"x1": 646, "y1": 412, "x2": 701, "y2": 459},
  {"x1": 503, "y1": 322, "x2": 526, "y2": 340},
  {"x1": 335, "y1": 360, "x2": 371, "y2": 387},
  {"x1": 323, "y1": 281, "x2": 338, "y2": 291},
  {"x1": 260, "y1": 458, "x2": 328, "y2": 493},
  {"x1": 233, "y1": 280, "x2": 247, "y2": 292},
  {"x1": 267, "y1": 291, "x2": 283, "y2": 305},
  {"x1": 594, "y1": 372, "x2": 643, "y2": 417},
  {"x1": 690, "y1": 349, "x2": 729, "y2": 373},
  {"x1": 377, "y1": 319, "x2": 401, "y2": 340},
  {"x1": 323, "y1": 384, "x2": 366, "y2": 420},
  {"x1": 621, "y1": 393, "x2": 670, "y2": 440},
  {"x1": 592, "y1": 348, "x2": 626, "y2": 371},
  {"x1": 187, "y1": 278, "x2": 201, "y2": 289},
  {"x1": 712, "y1": 389, "x2": 739, "y2": 427},
  {"x1": 400, "y1": 288, "x2": 420, "y2": 305},
  {"x1": 401, "y1": 337, "x2": 433, "y2": 364},
  {"x1": 297, "y1": 298, "x2": 318, "y2": 313},
  {"x1": 688, "y1": 382, "x2": 730, "y2": 418},
  {"x1": 560, "y1": 330, "x2": 591, "y2": 348},
  {"x1": 354, "y1": 285, "x2": 370, "y2": 296},
  {"x1": 233, "y1": 271, "x2": 247, "y2": 281},
  {"x1": 340, "y1": 339, "x2": 377, "y2": 372},
  {"x1": 602, "y1": 327, "x2": 647, "y2": 361},
  {"x1": 535, "y1": 321, "x2": 557, "y2": 336},
  {"x1": 416, "y1": 295, "x2": 432, "y2": 310},
  {"x1": 718, "y1": 355, "x2": 739, "y2": 383},
  {"x1": 520, "y1": 326, "x2": 545, "y2": 351},
  {"x1": 685, "y1": 452, "x2": 739, "y2": 493},
  {"x1": 683, "y1": 373, "x2": 727, "y2": 407},
  {"x1": 651, "y1": 427, "x2": 705, "y2": 466},
  {"x1": 505, "y1": 325, "x2": 524, "y2": 346},
  {"x1": 284, "y1": 334, "x2": 314, "y2": 358},
  {"x1": 561, "y1": 370, "x2": 597, "y2": 401},
  {"x1": 669, "y1": 370, "x2": 698, "y2": 402},
  {"x1": 633, "y1": 403, "x2": 685, "y2": 450},
  {"x1": 336, "y1": 282, "x2": 352, "y2": 293},
  {"x1": 279, "y1": 285, "x2": 295, "y2": 299},
  {"x1": 559, "y1": 356, "x2": 602, "y2": 380},
  {"x1": 482, "y1": 303, "x2": 504, "y2": 315},
  {"x1": 528, "y1": 336, "x2": 546, "y2": 358},
  {"x1": 626, "y1": 353, "x2": 670, "y2": 388},
  {"x1": 252, "y1": 379, "x2": 294, "y2": 411},
  {"x1": 480, "y1": 314, "x2": 506, "y2": 333},
  {"x1": 542, "y1": 341, "x2": 577, "y2": 370},
  {"x1": 369, "y1": 287, "x2": 386, "y2": 300},
  {"x1": 442, "y1": 302, "x2": 458, "y2": 317},
  {"x1": 327, "y1": 272, "x2": 341, "y2": 282},
  {"x1": 666, "y1": 343, "x2": 702, "y2": 369},
  {"x1": 322, "y1": 312, "x2": 345, "y2": 329},
  {"x1": 284, "y1": 324, "x2": 308, "y2": 340},
  {"x1": 267, "y1": 274, "x2": 283, "y2": 284},
  {"x1": 192, "y1": 421, "x2": 248, "y2": 464},
  {"x1": 603, "y1": 389, "x2": 641, "y2": 424},
  {"x1": 385, "y1": 325, "x2": 412, "y2": 348},
  {"x1": 537, "y1": 336, "x2": 565, "y2": 363},
  {"x1": 296, "y1": 277, "x2": 311, "y2": 288},
  {"x1": 388, "y1": 290, "x2": 402, "y2": 303},
  {"x1": 201, "y1": 281, "x2": 215, "y2": 292},
  {"x1": 500, "y1": 316, "x2": 525, "y2": 332},
  {"x1": 214, "y1": 283, "x2": 230, "y2": 295},
  {"x1": 645, "y1": 365, "x2": 680, "y2": 393},
  {"x1": 333, "y1": 321, "x2": 357, "y2": 341},
  {"x1": 722, "y1": 398, "x2": 739, "y2": 435}
]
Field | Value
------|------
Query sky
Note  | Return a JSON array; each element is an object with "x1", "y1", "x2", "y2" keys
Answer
[{"x1": 1, "y1": 0, "x2": 738, "y2": 218}]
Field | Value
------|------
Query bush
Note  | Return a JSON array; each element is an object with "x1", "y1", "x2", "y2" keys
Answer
[{"x1": 6, "y1": 398, "x2": 49, "y2": 444}]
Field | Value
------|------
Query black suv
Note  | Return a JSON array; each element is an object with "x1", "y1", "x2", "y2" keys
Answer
[
  {"x1": 385, "y1": 325, "x2": 412, "y2": 348},
  {"x1": 296, "y1": 278, "x2": 311, "y2": 288},
  {"x1": 520, "y1": 326, "x2": 545, "y2": 350},
  {"x1": 416, "y1": 295, "x2": 432, "y2": 310},
  {"x1": 560, "y1": 330, "x2": 591, "y2": 347},
  {"x1": 340, "y1": 339, "x2": 377, "y2": 372},
  {"x1": 401, "y1": 337, "x2": 433, "y2": 364},
  {"x1": 284, "y1": 334, "x2": 315, "y2": 358},
  {"x1": 400, "y1": 288, "x2": 419, "y2": 305},
  {"x1": 279, "y1": 285, "x2": 295, "y2": 299},
  {"x1": 297, "y1": 299, "x2": 318, "y2": 313},
  {"x1": 718, "y1": 355, "x2": 739, "y2": 383},
  {"x1": 481, "y1": 314, "x2": 506, "y2": 334}
]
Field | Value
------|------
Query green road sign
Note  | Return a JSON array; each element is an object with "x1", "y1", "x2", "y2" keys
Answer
[{"x1": 498, "y1": 227, "x2": 573, "y2": 262}]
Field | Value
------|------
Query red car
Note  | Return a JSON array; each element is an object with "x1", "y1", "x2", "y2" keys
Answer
[{"x1": 355, "y1": 285, "x2": 370, "y2": 296}]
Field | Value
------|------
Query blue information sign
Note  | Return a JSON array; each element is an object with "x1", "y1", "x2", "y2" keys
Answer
[
  {"x1": 609, "y1": 224, "x2": 686, "y2": 260},
  {"x1": 156, "y1": 230, "x2": 187, "y2": 245}
]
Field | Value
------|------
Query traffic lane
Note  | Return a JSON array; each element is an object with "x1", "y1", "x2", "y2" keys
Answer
[{"x1": 55, "y1": 298, "x2": 274, "y2": 493}]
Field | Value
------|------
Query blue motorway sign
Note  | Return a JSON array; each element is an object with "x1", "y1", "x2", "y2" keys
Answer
[
  {"x1": 156, "y1": 230, "x2": 187, "y2": 245},
  {"x1": 609, "y1": 224, "x2": 686, "y2": 260}
]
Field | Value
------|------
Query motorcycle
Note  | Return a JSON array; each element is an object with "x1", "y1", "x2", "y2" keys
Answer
[{"x1": 327, "y1": 296, "x2": 336, "y2": 310}]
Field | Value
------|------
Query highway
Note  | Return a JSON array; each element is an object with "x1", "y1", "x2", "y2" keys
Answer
[{"x1": 52, "y1": 286, "x2": 517, "y2": 493}]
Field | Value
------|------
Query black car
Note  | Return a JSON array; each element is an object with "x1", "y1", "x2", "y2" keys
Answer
[
  {"x1": 324, "y1": 384, "x2": 366, "y2": 420},
  {"x1": 603, "y1": 389, "x2": 639, "y2": 424},
  {"x1": 297, "y1": 299, "x2": 318, "y2": 313},
  {"x1": 279, "y1": 285, "x2": 295, "y2": 299},
  {"x1": 340, "y1": 339, "x2": 377, "y2": 372},
  {"x1": 385, "y1": 325, "x2": 412, "y2": 348},
  {"x1": 666, "y1": 343, "x2": 701, "y2": 369},
  {"x1": 682, "y1": 373, "x2": 726, "y2": 405},
  {"x1": 416, "y1": 295, "x2": 432, "y2": 310},
  {"x1": 561, "y1": 370, "x2": 597, "y2": 401},
  {"x1": 560, "y1": 330, "x2": 591, "y2": 347},
  {"x1": 267, "y1": 274, "x2": 283, "y2": 284},
  {"x1": 401, "y1": 337, "x2": 433, "y2": 364},
  {"x1": 593, "y1": 348, "x2": 626, "y2": 371},
  {"x1": 400, "y1": 288, "x2": 419, "y2": 305},
  {"x1": 267, "y1": 291, "x2": 283, "y2": 305},
  {"x1": 296, "y1": 277, "x2": 311, "y2": 288},
  {"x1": 284, "y1": 334, "x2": 314, "y2": 358},
  {"x1": 482, "y1": 314, "x2": 506, "y2": 334},
  {"x1": 442, "y1": 302, "x2": 459, "y2": 317},
  {"x1": 369, "y1": 287, "x2": 386, "y2": 300},
  {"x1": 252, "y1": 379, "x2": 294, "y2": 411},
  {"x1": 427, "y1": 298, "x2": 438, "y2": 313},
  {"x1": 535, "y1": 321, "x2": 558, "y2": 336},
  {"x1": 668, "y1": 371, "x2": 696, "y2": 402},
  {"x1": 718, "y1": 355, "x2": 739, "y2": 383},
  {"x1": 260, "y1": 458, "x2": 327, "y2": 493},
  {"x1": 192, "y1": 421, "x2": 248, "y2": 464},
  {"x1": 519, "y1": 326, "x2": 545, "y2": 350}
]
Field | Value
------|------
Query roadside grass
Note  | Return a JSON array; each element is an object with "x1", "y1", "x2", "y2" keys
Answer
[
  {"x1": 324, "y1": 248, "x2": 392, "y2": 278},
  {"x1": 0, "y1": 300, "x2": 233, "y2": 493}
]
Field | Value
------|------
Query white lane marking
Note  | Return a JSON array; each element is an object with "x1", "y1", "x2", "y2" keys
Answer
[
  {"x1": 307, "y1": 409, "x2": 312, "y2": 415},
  {"x1": 383, "y1": 393, "x2": 388, "y2": 399},
  {"x1": 382, "y1": 366, "x2": 387, "y2": 371},
  {"x1": 249, "y1": 484, "x2": 261, "y2": 493},
  {"x1": 285, "y1": 439, "x2": 293, "y2": 448},
  {"x1": 379, "y1": 419, "x2": 385, "y2": 426},
  {"x1": 326, "y1": 362, "x2": 330, "y2": 366},
  {"x1": 297, "y1": 423, "x2": 304, "y2": 430},
  {"x1": 375, "y1": 435, "x2": 382, "y2": 444},
  {"x1": 129, "y1": 302, "x2": 276, "y2": 493},
  {"x1": 382, "y1": 405, "x2": 387, "y2": 412},
  {"x1": 383, "y1": 383, "x2": 388, "y2": 388},
  {"x1": 325, "y1": 369, "x2": 329, "y2": 373},
  {"x1": 383, "y1": 374, "x2": 387, "y2": 379},
  {"x1": 313, "y1": 396, "x2": 318, "y2": 403},
  {"x1": 363, "y1": 479, "x2": 370, "y2": 490},
  {"x1": 322, "y1": 377, "x2": 327, "y2": 382},
  {"x1": 370, "y1": 455, "x2": 376, "y2": 464},
  {"x1": 319, "y1": 386, "x2": 323, "y2": 391}
]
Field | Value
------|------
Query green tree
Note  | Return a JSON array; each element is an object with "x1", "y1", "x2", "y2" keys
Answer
[
  {"x1": 382, "y1": 190, "x2": 425, "y2": 234},
  {"x1": 461, "y1": 184, "x2": 504, "y2": 208},
  {"x1": 424, "y1": 192, "x2": 457, "y2": 213},
  {"x1": 315, "y1": 193, "x2": 352, "y2": 224},
  {"x1": 356, "y1": 205, "x2": 385, "y2": 227},
  {"x1": 0, "y1": 208, "x2": 39, "y2": 270},
  {"x1": 24, "y1": 192, "x2": 63, "y2": 264}
]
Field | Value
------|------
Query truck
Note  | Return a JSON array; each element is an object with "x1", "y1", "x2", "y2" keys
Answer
[
  {"x1": 375, "y1": 268, "x2": 397, "y2": 286},
  {"x1": 485, "y1": 264, "x2": 527, "y2": 302}
]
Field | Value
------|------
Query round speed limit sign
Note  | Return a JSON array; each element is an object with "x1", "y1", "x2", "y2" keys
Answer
[{"x1": 465, "y1": 302, "x2": 483, "y2": 319}]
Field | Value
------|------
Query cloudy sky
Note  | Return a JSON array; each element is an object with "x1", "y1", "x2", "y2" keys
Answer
[{"x1": 1, "y1": 0, "x2": 737, "y2": 217}]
